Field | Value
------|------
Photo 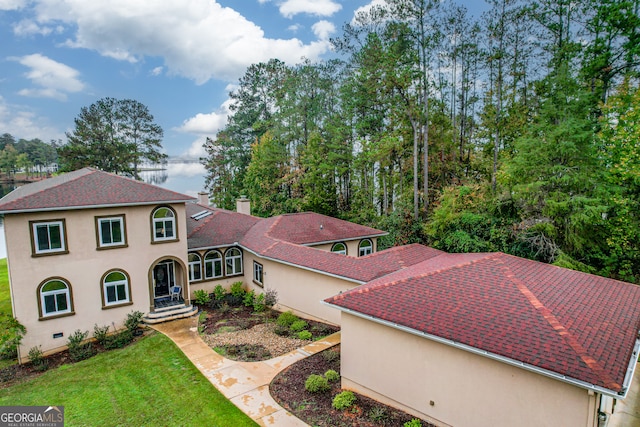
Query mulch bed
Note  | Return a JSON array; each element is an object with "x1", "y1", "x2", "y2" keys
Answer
[
  {"x1": 0, "y1": 329, "x2": 150, "y2": 389},
  {"x1": 270, "y1": 345, "x2": 434, "y2": 427}
]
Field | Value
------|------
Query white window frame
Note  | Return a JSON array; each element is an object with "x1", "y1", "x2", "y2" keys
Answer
[
  {"x1": 331, "y1": 242, "x2": 347, "y2": 255},
  {"x1": 98, "y1": 216, "x2": 125, "y2": 248},
  {"x1": 40, "y1": 279, "x2": 72, "y2": 317},
  {"x1": 33, "y1": 220, "x2": 66, "y2": 254},
  {"x1": 225, "y1": 248, "x2": 243, "y2": 276},
  {"x1": 103, "y1": 271, "x2": 130, "y2": 307},
  {"x1": 204, "y1": 250, "x2": 223, "y2": 279},
  {"x1": 253, "y1": 261, "x2": 264, "y2": 287},
  {"x1": 359, "y1": 239, "x2": 373, "y2": 256},
  {"x1": 188, "y1": 253, "x2": 202, "y2": 282},
  {"x1": 152, "y1": 207, "x2": 176, "y2": 242}
]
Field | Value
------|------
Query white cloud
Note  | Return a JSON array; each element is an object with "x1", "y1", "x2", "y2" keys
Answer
[
  {"x1": 0, "y1": 0, "x2": 26, "y2": 10},
  {"x1": 13, "y1": 19, "x2": 61, "y2": 36},
  {"x1": 11, "y1": 53, "x2": 85, "y2": 100},
  {"x1": 0, "y1": 96, "x2": 65, "y2": 141},
  {"x1": 288, "y1": 23, "x2": 302, "y2": 33},
  {"x1": 167, "y1": 161, "x2": 206, "y2": 178},
  {"x1": 176, "y1": 99, "x2": 231, "y2": 136},
  {"x1": 279, "y1": 0, "x2": 342, "y2": 18},
  {"x1": 26, "y1": 0, "x2": 332, "y2": 84},
  {"x1": 352, "y1": 0, "x2": 387, "y2": 25},
  {"x1": 150, "y1": 66, "x2": 163, "y2": 76},
  {"x1": 312, "y1": 20, "x2": 335, "y2": 41},
  {"x1": 181, "y1": 137, "x2": 208, "y2": 159}
]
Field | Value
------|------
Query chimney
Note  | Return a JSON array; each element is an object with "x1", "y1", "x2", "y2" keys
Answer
[
  {"x1": 236, "y1": 196, "x2": 251, "y2": 215},
  {"x1": 197, "y1": 191, "x2": 209, "y2": 206}
]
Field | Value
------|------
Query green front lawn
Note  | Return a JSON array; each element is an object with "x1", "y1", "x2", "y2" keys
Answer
[
  {"x1": 0, "y1": 258, "x2": 11, "y2": 316},
  {"x1": 0, "y1": 332, "x2": 258, "y2": 427}
]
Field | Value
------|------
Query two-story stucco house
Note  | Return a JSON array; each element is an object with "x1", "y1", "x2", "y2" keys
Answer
[{"x1": 2, "y1": 168, "x2": 640, "y2": 427}]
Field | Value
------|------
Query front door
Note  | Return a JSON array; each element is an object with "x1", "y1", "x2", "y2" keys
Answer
[{"x1": 153, "y1": 260, "x2": 175, "y2": 298}]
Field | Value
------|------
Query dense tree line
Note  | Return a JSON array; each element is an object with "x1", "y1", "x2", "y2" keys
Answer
[
  {"x1": 0, "y1": 133, "x2": 59, "y2": 178},
  {"x1": 203, "y1": 0, "x2": 640, "y2": 283}
]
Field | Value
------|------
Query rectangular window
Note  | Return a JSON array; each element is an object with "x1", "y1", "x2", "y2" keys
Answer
[
  {"x1": 32, "y1": 220, "x2": 66, "y2": 255},
  {"x1": 253, "y1": 261, "x2": 263, "y2": 287},
  {"x1": 97, "y1": 216, "x2": 126, "y2": 248}
]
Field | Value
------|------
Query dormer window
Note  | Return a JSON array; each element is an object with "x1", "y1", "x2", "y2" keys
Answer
[
  {"x1": 331, "y1": 242, "x2": 347, "y2": 255},
  {"x1": 152, "y1": 207, "x2": 177, "y2": 242},
  {"x1": 359, "y1": 239, "x2": 373, "y2": 256}
]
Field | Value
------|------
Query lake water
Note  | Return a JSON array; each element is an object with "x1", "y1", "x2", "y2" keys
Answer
[{"x1": 0, "y1": 162, "x2": 208, "y2": 259}]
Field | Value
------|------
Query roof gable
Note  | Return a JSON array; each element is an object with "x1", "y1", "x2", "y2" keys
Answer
[
  {"x1": 326, "y1": 252, "x2": 640, "y2": 395},
  {"x1": 0, "y1": 168, "x2": 193, "y2": 213}
]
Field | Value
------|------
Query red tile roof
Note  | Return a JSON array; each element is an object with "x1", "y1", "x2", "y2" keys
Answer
[
  {"x1": 325, "y1": 252, "x2": 640, "y2": 395},
  {"x1": 266, "y1": 212, "x2": 386, "y2": 245},
  {"x1": 186, "y1": 202, "x2": 260, "y2": 249},
  {"x1": 0, "y1": 168, "x2": 193, "y2": 213}
]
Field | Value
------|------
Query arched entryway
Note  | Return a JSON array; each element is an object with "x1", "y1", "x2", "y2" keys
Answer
[{"x1": 148, "y1": 256, "x2": 189, "y2": 311}]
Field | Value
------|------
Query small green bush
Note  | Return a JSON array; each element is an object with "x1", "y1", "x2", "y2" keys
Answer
[
  {"x1": 103, "y1": 330, "x2": 133, "y2": 349},
  {"x1": 243, "y1": 290, "x2": 255, "y2": 307},
  {"x1": 264, "y1": 288, "x2": 278, "y2": 308},
  {"x1": 324, "y1": 369, "x2": 340, "y2": 382},
  {"x1": 404, "y1": 419, "x2": 423, "y2": 427},
  {"x1": 253, "y1": 293, "x2": 266, "y2": 313},
  {"x1": 193, "y1": 289, "x2": 211, "y2": 305},
  {"x1": 273, "y1": 324, "x2": 289, "y2": 336},
  {"x1": 93, "y1": 324, "x2": 110, "y2": 345},
  {"x1": 368, "y1": 407, "x2": 388, "y2": 423},
  {"x1": 124, "y1": 310, "x2": 144, "y2": 333},
  {"x1": 322, "y1": 349, "x2": 339, "y2": 363},
  {"x1": 213, "y1": 285, "x2": 226, "y2": 301},
  {"x1": 276, "y1": 311, "x2": 298, "y2": 327},
  {"x1": 27, "y1": 346, "x2": 48, "y2": 371},
  {"x1": 305, "y1": 374, "x2": 330, "y2": 393},
  {"x1": 290, "y1": 319, "x2": 308, "y2": 333},
  {"x1": 67, "y1": 330, "x2": 95, "y2": 362},
  {"x1": 0, "y1": 315, "x2": 26, "y2": 360},
  {"x1": 230, "y1": 281, "x2": 245, "y2": 298},
  {"x1": 297, "y1": 330, "x2": 312, "y2": 340},
  {"x1": 332, "y1": 391, "x2": 356, "y2": 410}
]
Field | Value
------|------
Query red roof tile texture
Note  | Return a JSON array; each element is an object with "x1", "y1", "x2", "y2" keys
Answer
[
  {"x1": 0, "y1": 168, "x2": 193, "y2": 212},
  {"x1": 186, "y1": 203, "x2": 260, "y2": 249},
  {"x1": 325, "y1": 252, "x2": 640, "y2": 394}
]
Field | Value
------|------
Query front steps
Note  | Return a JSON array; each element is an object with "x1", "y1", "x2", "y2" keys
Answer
[{"x1": 143, "y1": 303, "x2": 198, "y2": 324}]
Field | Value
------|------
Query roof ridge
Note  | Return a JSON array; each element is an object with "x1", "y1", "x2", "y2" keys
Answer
[
  {"x1": 496, "y1": 256, "x2": 621, "y2": 390},
  {"x1": 331, "y1": 252, "x2": 495, "y2": 301},
  {"x1": 2, "y1": 167, "x2": 94, "y2": 205}
]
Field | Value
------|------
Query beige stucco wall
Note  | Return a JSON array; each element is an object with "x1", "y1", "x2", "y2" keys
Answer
[
  {"x1": 5, "y1": 203, "x2": 189, "y2": 361},
  {"x1": 310, "y1": 237, "x2": 377, "y2": 257},
  {"x1": 340, "y1": 313, "x2": 598, "y2": 427},
  {"x1": 243, "y1": 253, "x2": 358, "y2": 325}
]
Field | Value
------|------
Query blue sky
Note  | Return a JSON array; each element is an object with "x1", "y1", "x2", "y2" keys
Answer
[{"x1": 0, "y1": 0, "x2": 488, "y2": 196}]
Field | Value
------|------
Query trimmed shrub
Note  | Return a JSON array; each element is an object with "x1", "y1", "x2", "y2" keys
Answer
[
  {"x1": 276, "y1": 311, "x2": 298, "y2": 327},
  {"x1": 273, "y1": 324, "x2": 289, "y2": 336},
  {"x1": 322, "y1": 349, "x2": 339, "y2": 363},
  {"x1": 67, "y1": 330, "x2": 95, "y2": 362},
  {"x1": 230, "y1": 281, "x2": 245, "y2": 298},
  {"x1": 369, "y1": 407, "x2": 388, "y2": 423},
  {"x1": 332, "y1": 391, "x2": 356, "y2": 410},
  {"x1": 103, "y1": 330, "x2": 133, "y2": 349},
  {"x1": 28, "y1": 346, "x2": 48, "y2": 372},
  {"x1": 253, "y1": 293, "x2": 266, "y2": 313},
  {"x1": 193, "y1": 289, "x2": 211, "y2": 305},
  {"x1": 290, "y1": 319, "x2": 308, "y2": 333},
  {"x1": 124, "y1": 310, "x2": 144, "y2": 333},
  {"x1": 404, "y1": 419, "x2": 423, "y2": 427},
  {"x1": 213, "y1": 285, "x2": 226, "y2": 301},
  {"x1": 324, "y1": 369, "x2": 340, "y2": 382},
  {"x1": 305, "y1": 374, "x2": 330, "y2": 393},
  {"x1": 243, "y1": 290, "x2": 255, "y2": 307},
  {"x1": 297, "y1": 330, "x2": 312, "y2": 340},
  {"x1": 93, "y1": 324, "x2": 110, "y2": 345},
  {"x1": 263, "y1": 288, "x2": 278, "y2": 308}
]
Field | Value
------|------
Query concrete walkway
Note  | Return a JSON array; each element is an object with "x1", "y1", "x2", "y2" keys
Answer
[
  {"x1": 609, "y1": 363, "x2": 640, "y2": 427},
  {"x1": 151, "y1": 316, "x2": 341, "y2": 427}
]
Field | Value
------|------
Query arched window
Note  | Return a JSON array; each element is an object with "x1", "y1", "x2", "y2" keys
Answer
[
  {"x1": 102, "y1": 270, "x2": 131, "y2": 307},
  {"x1": 225, "y1": 248, "x2": 243, "y2": 276},
  {"x1": 359, "y1": 239, "x2": 373, "y2": 256},
  {"x1": 152, "y1": 207, "x2": 176, "y2": 241},
  {"x1": 39, "y1": 278, "x2": 73, "y2": 318},
  {"x1": 188, "y1": 253, "x2": 202, "y2": 282},
  {"x1": 331, "y1": 242, "x2": 347, "y2": 255},
  {"x1": 204, "y1": 250, "x2": 223, "y2": 279}
]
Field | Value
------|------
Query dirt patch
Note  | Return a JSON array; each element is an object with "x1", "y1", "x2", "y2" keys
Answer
[{"x1": 270, "y1": 346, "x2": 434, "y2": 427}]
